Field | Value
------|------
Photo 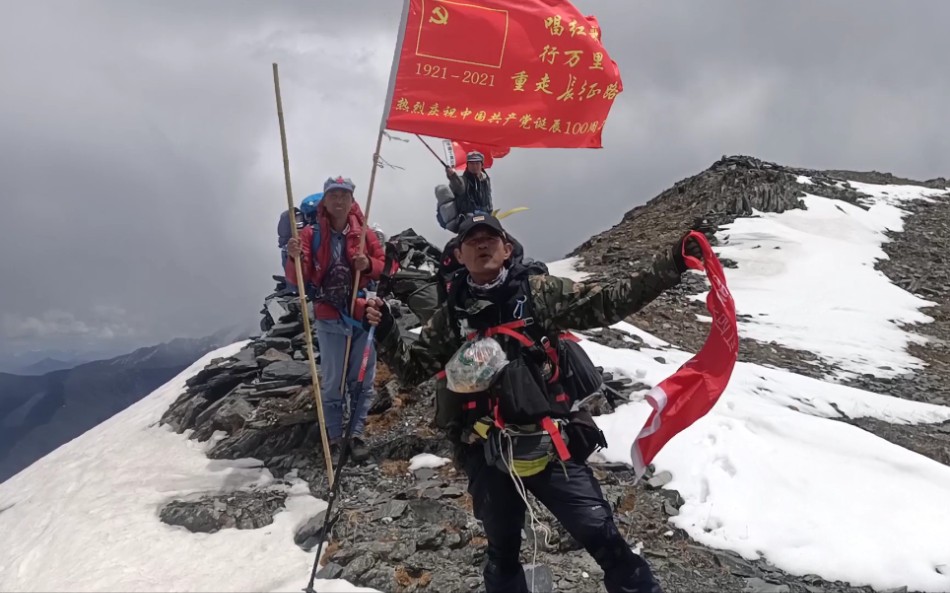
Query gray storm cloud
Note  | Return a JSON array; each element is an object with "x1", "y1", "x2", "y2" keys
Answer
[{"x1": 1, "y1": 0, "x2": 947, "y2": 356}]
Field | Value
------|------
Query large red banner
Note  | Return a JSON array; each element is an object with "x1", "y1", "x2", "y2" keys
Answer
[{"x1": 384, "y1": 0, "x2": 624, "y2": 149}]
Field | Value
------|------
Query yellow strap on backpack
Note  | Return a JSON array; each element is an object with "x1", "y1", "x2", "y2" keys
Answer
[{"x1": 493, "y1": 207, "x2": 529, "y2": 220}]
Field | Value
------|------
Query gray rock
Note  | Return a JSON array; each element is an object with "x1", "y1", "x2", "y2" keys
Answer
[
  {"x1": 742, "y1": 577, "x2": 790, "y2": 593},
  {"x1": 412, "y1": 468, "x2": 437, "y2": 481},
  {"x1": 262, "y1": 337, "x2": 293, "y2": 352},
  {"x1": 256, "y1": 348, "x2": 292, "y2": 368},
  {"x1": 294, "y1": 510, "x2": 329, "y2": 549},
  {"x1": 646, "y1": 470, "x2": 673, "y2": 489},
  {"x1": 524, "y1": 564, "x2": 554, "y2": 593},
  {"x1": 389, "y1": 540, "x2": 416, "y2": 562},
  {"x1": 372, "y1": 499, "x2": 408, "y2": 520},
  {"x1": 253, "y1": 384, "x2": 302, "y2": 398},
  {"x1": 268, "y1": 322, "x2": 301, "y2": 338},
  {"x1": 159, "y1": 489, "x2": 287, "y2": 534},
  {"x1": 261, "y1": 360, "x2": 311, "y2": 382},
  {"x1": 341, "y1": 554, "x2": 377, "y2": 580},
  {"x1": 707, "y1": 548, "x2": 758, "y2": 577},
  {"x1": 441, "y1": 486, "x2": 464, "y2": 498},
  {"x1": 212, "y1": 395, "x2": 256, "y2": 433},
  {"x1": 315, "y1": 562, "x2": 344, "y2": 580},
  {"x1": 408, "y1": 499, "x2": 467, "y2": 527},
  {"x1": 415, "y1": 524, "x2": 445, "y2": 550}
]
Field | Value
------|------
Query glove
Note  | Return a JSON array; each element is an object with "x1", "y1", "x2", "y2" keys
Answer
[{"x1": 672, "y1": 232, "x2": 705, "y2": 273}]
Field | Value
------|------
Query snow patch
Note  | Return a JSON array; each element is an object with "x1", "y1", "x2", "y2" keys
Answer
[
  {"x1": 0, "y1": 342, "x2": 374, "y2": 593},
  {"x1": 408, "y1": 453, "x2": 451, "y2": 471},
  {"x1": 544, "y1": 256, "x2": 591, "y2": 282},
  {"x1": 714, "y1": 186, "x2": 943, "y2": 379},
  {"x1": 575, "y1": 332, "x2": 950, "y2": 593}
]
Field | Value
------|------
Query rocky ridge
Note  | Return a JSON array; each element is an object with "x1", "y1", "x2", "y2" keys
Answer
[
  {"x1": 157, "y1": 155, "x2": 949, "y2": 593},
  {"x1": 570, "y1": 155, "x2": 950, "y2": 464},
  {"x1": 159, "y1": 318, "x2": 889, "y2": 593}
]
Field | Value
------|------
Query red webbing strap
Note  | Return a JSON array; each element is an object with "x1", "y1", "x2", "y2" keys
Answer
[
  {"x1": 559, "y1": 331, "x2": 581, "y2": 343},
  {"x1": 541, "y1": 417, "x2": 571, "y2": 461},
  {"x1": 476, "y1": 320, "x2": 562, "y2": 383}
]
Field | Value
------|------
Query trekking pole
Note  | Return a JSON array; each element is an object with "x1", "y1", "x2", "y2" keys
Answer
[
  {"x1": 272, "y1": 63, "x2": 335, "y2": 486},
  {"x1": 415, "y1": 134, "x2": 449, "y2": 168},
  {"x1": 304, "y1": 324, "x2": 375, "y2": 593}
]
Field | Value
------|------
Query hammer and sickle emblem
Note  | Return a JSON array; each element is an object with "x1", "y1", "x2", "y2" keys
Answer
[{"x1": 429, "y1": 6, "x2": 449, "y2": 25}]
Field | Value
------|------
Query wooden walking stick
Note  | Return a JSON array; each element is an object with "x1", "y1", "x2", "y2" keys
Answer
[
  {"x1": 272, "y1": 63, "x2": 335, "y2": 487},
  {"x1": 338, "y1": 132, "x2": 384, "y2": 394}
]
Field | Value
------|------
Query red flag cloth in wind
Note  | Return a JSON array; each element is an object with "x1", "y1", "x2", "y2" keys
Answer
[
  {"x1": 384, "y1": 0, "x2": 623, "y2": 148},
  {"x1": 631, "y1": 232, "x2": 739, "y2": 479},
  {"x1": 442, "y1": 139, "x2": 511, "y2": 170}
]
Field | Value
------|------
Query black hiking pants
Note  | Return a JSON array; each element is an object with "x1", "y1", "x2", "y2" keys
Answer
[{"x1": 463, "y1": 449, "x2": 663, "y2": 593}]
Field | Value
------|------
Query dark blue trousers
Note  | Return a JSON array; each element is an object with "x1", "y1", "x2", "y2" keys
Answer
[{"x1": 464, "y1": 450, "x2": 663, "y2": 593}]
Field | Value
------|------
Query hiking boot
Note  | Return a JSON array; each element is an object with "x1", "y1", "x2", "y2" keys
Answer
[
  {"x1": 348, "y1": 437, "x2": 371, "y2": 464},
  {"x1": 318, "y1": 440, "x2": 341, "y2": 461}
]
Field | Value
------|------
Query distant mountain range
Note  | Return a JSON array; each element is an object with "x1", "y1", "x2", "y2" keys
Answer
[
  {"x1": 0, "y1": 326, "x2": 253, "y2": 482},
  {"x1": 13, "y1": 357, "x2": 81, "y2": 376}
]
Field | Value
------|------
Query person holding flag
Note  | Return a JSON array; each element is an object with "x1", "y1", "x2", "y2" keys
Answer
[
  {"x1": 290, "y1": 2, "x2": 738, "y2": 591},
  {"x1": 445, "y1": 150, "x2": 493, "y2": 216},
  {"x1": 363, "y1": 213, "x2": 706, "y2": 592}
]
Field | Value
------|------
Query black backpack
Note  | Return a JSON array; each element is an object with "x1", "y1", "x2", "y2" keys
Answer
[{"x1": 443, "y1": 267, "x2": 604, "y2": 409}]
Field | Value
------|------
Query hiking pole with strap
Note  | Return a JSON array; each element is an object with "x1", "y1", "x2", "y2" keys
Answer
[
  {"x1": 303, "y1": 257, "x2": 395, "y2": 593},
  {"x1": 303, "y1": 326, "x2": 375, "y2": 593},
  {"x1": 272, "y1": 62, "x2": 335, "y2": 486}
]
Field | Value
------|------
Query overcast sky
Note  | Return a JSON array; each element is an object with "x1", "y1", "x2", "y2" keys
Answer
[{"x1": 1, "y1": 0, "x2": 948, "y2": 358}]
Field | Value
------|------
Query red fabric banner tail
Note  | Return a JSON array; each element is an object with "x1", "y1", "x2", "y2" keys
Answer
[{"x1": 631, "y1": 232, "x2": 739, "y2": 479}]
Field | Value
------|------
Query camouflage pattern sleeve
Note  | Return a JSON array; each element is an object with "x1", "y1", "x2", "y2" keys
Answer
[
  {"x1": 532, "y1": 248, "x2": 683, "y2": 332},
  {"x1": 376, "y1": 305, "x2": 461, "y2": 386}
]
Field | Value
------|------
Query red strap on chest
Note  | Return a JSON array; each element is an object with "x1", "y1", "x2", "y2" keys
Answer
[
  {"x1": 471, "y1": 320, "x2": 561, "y2": 383},
  {"x1": 541, "y1": 417, "x2": 571, "y2": 462}
]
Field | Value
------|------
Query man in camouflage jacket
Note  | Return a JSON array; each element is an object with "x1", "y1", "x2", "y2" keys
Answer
[{"x1": 365, "y1": 214, "x2": 703, "y2": 593}]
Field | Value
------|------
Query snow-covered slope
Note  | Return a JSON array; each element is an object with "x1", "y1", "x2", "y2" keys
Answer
[
  {"x1": 585, "y1": 334, "x2": 950, "y2": 592},
  {"x1": 712, "y1": 179, "x2": 948, "y2": 380},
  {"x1": 0, "y1": 343, "x2": 370, "y2": 593},
  {"x1": 583, "y1": 180, "x2": 950, "y2": 592},
  {"x1": 3, "y1": 180, "x2": 950, "y2": 593}
]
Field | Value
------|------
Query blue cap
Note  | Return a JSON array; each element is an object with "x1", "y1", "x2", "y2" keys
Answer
[{"x1": 323, "y1": 176, "x2": 355, "y2": 193}]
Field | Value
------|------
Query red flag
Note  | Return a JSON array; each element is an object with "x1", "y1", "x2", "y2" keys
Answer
[
  {"x1": 384, "y1": 0, "x2": 623, "y2": 149},
  {"x1": 442, "y1": 139, "x2": 510, "y2": 170},
  {"x1": 631, "y1": 233, "x2": 739, "y2": 479}
]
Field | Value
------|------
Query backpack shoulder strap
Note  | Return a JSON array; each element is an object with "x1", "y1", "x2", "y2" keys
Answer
[
  {"x1": 443, "y1": 269, "x2": 467, "y2": 340},
  {"x1": 309, "y1": 222, "x2": 322, "y2": 256}
]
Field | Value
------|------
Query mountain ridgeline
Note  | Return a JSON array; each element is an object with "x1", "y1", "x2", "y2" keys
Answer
[{"x1": 0, "y1": 328, "x2": 252, "y2": 482}]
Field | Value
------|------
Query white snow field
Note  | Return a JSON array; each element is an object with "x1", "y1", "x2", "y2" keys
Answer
[
  {"x1": 712, "y1": 179, "x2": 949, "y2": 380},
  {"x1": 0, "y1": 343, "x2": 372, "y2": 593},
  {"x1": 2, "y1": 180, "x2": 950, "y2": 592}
]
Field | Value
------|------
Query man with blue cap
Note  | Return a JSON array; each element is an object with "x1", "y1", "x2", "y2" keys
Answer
[{"x1": 285, "y1": 176, "x2": 385, "y2": 463}]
